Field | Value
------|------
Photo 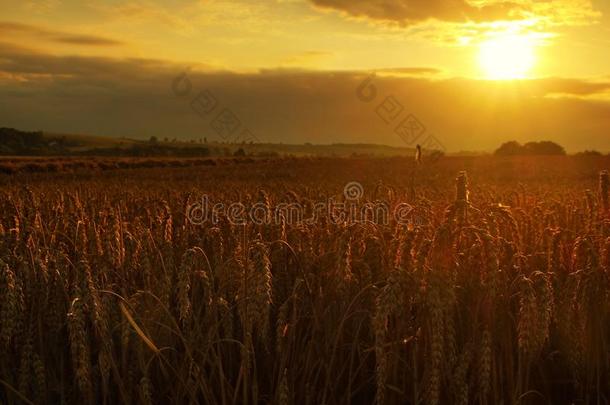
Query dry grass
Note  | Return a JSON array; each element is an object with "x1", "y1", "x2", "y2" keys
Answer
[{"x1": 0, "y1": 156, "x2": 608, "y2": 404}]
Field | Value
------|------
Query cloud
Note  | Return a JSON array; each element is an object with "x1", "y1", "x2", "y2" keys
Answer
[
  {"x1": 307, "y1": 0, "x2": 601, "y2": 27},
  {"x1": 0, "y1": 42, "x2": 176, "y2": 79},
  {"x1": 0, "y1": 21, "x2": 124, "y2": 46},
  {"x1": 375, "y1": 67, "x2": 442, "y2": 76},
  {"x1": 527, "y1": 78, "x2": 610, "y2": 96},
  {"x1": 280, "y1": 51, "x2": 335, "y2": 67},
  {"x1": 0, "y1": 42, "x2": 609, "y2": 152},
  {"x1": 54, "y1": 35, "x2": 124, "y2": 46},
  {"x1": 309, "y1": 0, "x2": 528, "y2": 25},
  {"x1": 22, "y1": 0, "x2": 61, "y2": 13},
  {"x1": 95, "y1": 2, "x2": 195, "y2": 32}
]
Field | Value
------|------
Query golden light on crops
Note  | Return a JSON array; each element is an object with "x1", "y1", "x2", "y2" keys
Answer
[{"x1": 478, "y1": 32, "x2": 537, "y2": 80}]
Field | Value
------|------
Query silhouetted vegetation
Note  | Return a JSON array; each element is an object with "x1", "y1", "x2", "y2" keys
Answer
[
  {"x1": 0, "y1": 127, "x2": 48, "y2": 154},
  {"x1": 0, "y1": 127, "x2": 213, "y2": 157},
  {"x1": 575, "y1": 150, "x2": 604, "y2": 157},
  {"x1": 495, "y1": 140, "x2": 566, "y2": 156},
  {"x1": 0, "y1": 127, "x2": 454, "y2": 158}
]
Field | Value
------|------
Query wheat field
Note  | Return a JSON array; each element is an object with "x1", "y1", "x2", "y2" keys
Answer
[{"x1": 0, "y1": 156, "x2": 609, "y2": 404}]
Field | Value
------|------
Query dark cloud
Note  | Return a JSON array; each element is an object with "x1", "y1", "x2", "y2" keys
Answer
[
  {"x1": 54, "y1": 35, "x2": 123, "y2": 46},
  {"x1": 0, "y1": 21, "x2": 124, "y2": 46},
  {"x1": 0, "y1": 42, "x2": 177, "y2": 79},
  {"x1": 529, "y1": 78, "x2": 610, "y2": 96},
  {"x1": 0, "y1": 43, "x2": 609, "y2": 152},
  {"x1": 309, "y1": 0, "x2": 527, "y2": 25}
]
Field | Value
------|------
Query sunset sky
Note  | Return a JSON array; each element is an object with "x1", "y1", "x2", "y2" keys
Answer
[{"x1": 1, "y1": 0, "x2": 610, "y2": 152}]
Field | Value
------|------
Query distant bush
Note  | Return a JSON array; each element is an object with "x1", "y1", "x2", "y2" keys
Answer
[
  {"x1": 494, "y1": 141, "x2": 522, "y2": 156},
  {"x1": 495, "y1": 141, "x2": 566, "y2": 156},
  {"x1": 0, "y1": 127, "x2": 46, "y2": 155},
  {"x1": 574, "y1": 150, "x2": 603, "y2": 157}
]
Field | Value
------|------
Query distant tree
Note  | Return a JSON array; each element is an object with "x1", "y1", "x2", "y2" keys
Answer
[
  {"x1": 494, "y1": 141, "x2": 523, "y2": 156},
  {"x1": 0, "y1": 127, "x2": 47, "y2": 155},
  {"x1": 204, "y1": 137, "x2": 208, "y2": 144},
  {"x1": 149, "y1": 136, "x2": 158, "y2": 143},
  {"x1": 163, "y1": 137, "x2": 169, "y2": 143},
  {"x1": 234, "y1": 148, "x2": 246, "y2": 157},
  {"x1": 523, "y1": 141, "x2": 566, "y2": 155},
  {"x1": 495, "y1": 140, "x2": 566, "y2": 156}
]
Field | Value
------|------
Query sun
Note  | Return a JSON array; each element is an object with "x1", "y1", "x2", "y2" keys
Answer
[{"x1": 478, "y1": 33, "x2": 537, "y2": 80}]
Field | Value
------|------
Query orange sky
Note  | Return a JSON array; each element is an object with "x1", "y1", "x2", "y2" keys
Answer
[{"x1": 1, "y1": 0, "x2": 609, "y2": 152}]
